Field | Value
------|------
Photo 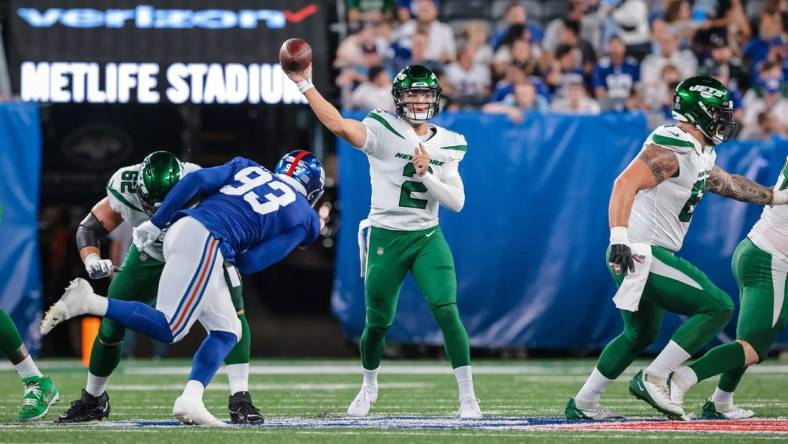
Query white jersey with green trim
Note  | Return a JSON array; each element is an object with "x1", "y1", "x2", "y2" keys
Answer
[
  {"x1": 749, "y1": 182, "x2": 788, "y2": 261},
  {"x1": 106, "y1": 162, "x2": 200, "y2": 261},
  {"x1": 628, "y1": 124, "x2": 717, "y2": 252},
  {"x1": 359, "y1": 109, "x2": 467, "y2": 231}
]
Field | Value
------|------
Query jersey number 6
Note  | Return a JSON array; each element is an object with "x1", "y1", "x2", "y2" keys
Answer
[{"x1": 220, "y1": 166, "x2": 296, "y2": 215}]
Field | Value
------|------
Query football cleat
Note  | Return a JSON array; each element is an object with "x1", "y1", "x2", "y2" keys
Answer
[
  {"x1": 16, "y1": 376, "x2": 59, "y2": 421},
  {"x1": 459, "y1": 397, "x2": 483, "y2": 420},
  {"x1": 701, "y1": 399, "x2": 754, "y2": 420},
  {"x1": 41, "y1": 278, "x2": 97, "y2": 335},
  {"x1": 57, "y1": 390, "x2": 110, "y2": 423},
  {"x1": 629, "y1": 369, "x2": 685, "y2": 418},
  {"x1": 228, "y1": 391, "x2": 264, "y2": 425},
  {"x1": 564, "y1": 397, "x2": 624, "y2": 420},
  {"x1": 347, "y1": 384, "x2": 377, "y2": 417},
  {"x1": 173, "y1": 396, "x2": 226, "y2": 426}
]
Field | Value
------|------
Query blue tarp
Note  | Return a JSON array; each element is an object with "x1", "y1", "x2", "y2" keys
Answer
[
  {"x1": 332, "y1": 111, "x2": 788, "y2": 351},
  {"x1": 0, "y1": 102, "x2": 42, "y2": 356}
]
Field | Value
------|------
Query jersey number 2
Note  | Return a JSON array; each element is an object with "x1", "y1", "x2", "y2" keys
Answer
[
  {"x1": 220, "y1": 167, "x2": 295, "y2": 215},
  {"x1": 399, "y1": 163, "x2": 432, "y2": 209}
]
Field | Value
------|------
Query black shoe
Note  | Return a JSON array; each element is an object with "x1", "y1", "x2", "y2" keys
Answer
[
  {"x1": 228, "y1": 391, "x2": 264, "y2": 424},
  {"x1": 56, "y1": 390, "x2": 111, "y2": 423}
]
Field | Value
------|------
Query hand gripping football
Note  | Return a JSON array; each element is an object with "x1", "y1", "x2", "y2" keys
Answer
[{"x1": 279, "y1": 38, "x2": 312, "y2": 73}]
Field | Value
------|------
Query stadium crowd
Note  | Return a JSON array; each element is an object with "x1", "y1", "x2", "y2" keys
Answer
[{"x1": 337, "y1": 0, "x2": 787, "y2": 139}]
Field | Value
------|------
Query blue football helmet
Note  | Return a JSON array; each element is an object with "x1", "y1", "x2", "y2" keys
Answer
[{"x1": 274, "y1": 150, "x2": 325, "y2": 207}]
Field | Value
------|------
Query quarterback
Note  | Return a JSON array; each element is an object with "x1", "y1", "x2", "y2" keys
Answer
[
  {"x1": 565, "y1": 77, "x2": 788, "y2": 419},
  {"x1": 670, "y1": 162, "x2": 788, "y2": 419},
  {"x1": 285, "y1": 64, "x2": 481, "y2": 418},
  {"x1": 56, "y1": 151, "x2": 262, "y2": 424},
  {"x1": 42, "y1": 152, "x2": 324, "y2": 425}
]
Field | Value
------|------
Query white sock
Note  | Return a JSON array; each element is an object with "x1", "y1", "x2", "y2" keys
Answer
[
  {"x1": 646, "y1": 340, "x2": 691, "y2": 378},
  {"x1": 225, "y1": 363, "x2": 249, "y2": 395},
  {"x1": 90, "y1": 295, "x2": 109, "y2": 316},
  {"x1": 86, "y1": 372, "x2": 109, "y2": 396},
  {"x1": 711, "y1": 387, "x2": 734, "y2": 404},
  {"x1": 183, "y1": 380, "x2": 205, "y2": 400},
  {"x1": 453, "y1": 365, "x2": 476, "y2": 400},
  {"x1": 575, "y1": 367, "x2": 612, "y2": 405},
  {"x1": 362, "y1": 367, "x2": 379, "y2": 389},
  {"x1": 671, "y1": 366, "x2": 698, "y2": 391},
  {"x1": 15, "y1": 355, "x2": 43, "y2": 379}
]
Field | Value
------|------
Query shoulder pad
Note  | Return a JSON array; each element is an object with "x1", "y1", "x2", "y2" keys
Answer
[{"x1": 647, "y1": 125, "x2": 697, "y2": 152}]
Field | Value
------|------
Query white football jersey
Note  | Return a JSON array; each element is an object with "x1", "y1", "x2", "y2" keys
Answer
[
  {"x1": 359, "y1": 110, "x2": 467, "y2": 231},
  {"x1": 628, "y1": 125, "x2": 717, "y2": 252},
  {"x1": 748, "y1": 178, "x2": 788, "y2": 260},
  {"x1": 106, "y1": 162, "x2": 200, "y2": 261}
]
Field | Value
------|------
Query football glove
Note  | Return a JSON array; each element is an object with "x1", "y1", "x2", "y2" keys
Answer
[
  {"x1": 133, "y1": 221, "x2": 161, "y2": 250},
  {"x1": 84, "y1": 254, "x2": 114, "y2": 280},
  {"x1": 609, "y1": 226, "x2": 635, "y2": 276}
]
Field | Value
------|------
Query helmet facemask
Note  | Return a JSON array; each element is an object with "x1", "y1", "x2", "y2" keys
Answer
[{"x1": 394, "y1": 87, "x2": 441, "y2": 122}]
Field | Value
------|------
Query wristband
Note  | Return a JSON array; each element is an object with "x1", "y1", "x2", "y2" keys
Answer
[
  {"x1": 297, "y1": 80, "x2": 314, "y2": 94},
  {"x1": 609, "y1": 226, "x2": 629, "y2": 245}
]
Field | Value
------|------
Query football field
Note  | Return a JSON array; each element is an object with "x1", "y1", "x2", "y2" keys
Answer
[{"x1": 1, "y1": 359, "x2": 787, "y2": 443}]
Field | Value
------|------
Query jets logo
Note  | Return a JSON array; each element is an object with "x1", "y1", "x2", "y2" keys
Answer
[{"x1": 689, "y1": 85, "x2": 725, "y2": 99}]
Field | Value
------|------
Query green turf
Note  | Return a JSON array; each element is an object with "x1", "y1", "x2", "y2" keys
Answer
[{"x1": 0, "y1": 358, "x2": 786, "y2": 443}]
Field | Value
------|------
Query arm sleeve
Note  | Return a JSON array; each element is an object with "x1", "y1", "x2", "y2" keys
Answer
[
  {"x1": 150, "y1": 159, "x2": 239, "y2": 228},
  {"x1": 420, "y1": 159, "x2": 465, "y2": 212},
  {"x1": 234, "y1": 225, "x2": 308, "y2": 275}
]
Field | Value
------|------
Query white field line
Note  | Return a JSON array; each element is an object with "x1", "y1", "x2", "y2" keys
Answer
[
  {"x1": 121, "y1": 363, "x2": 788, "y2": 376},
  {"x1": 109, "y1": 382, "x2": 431, "y2": 391}
]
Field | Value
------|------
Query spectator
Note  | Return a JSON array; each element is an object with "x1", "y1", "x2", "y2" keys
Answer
[
  {"x1": 741, "y1": 61, "x2": 788, "y2": 138},
  {"x1": 483, "y1": 81, "x2": 548, "y2": 123},
  {"x1": 742, "y1": 1, "x2": 785, "y2": 68},
  {"x1": 698, "y1": 34, "x2": 749, "y2": 101},
  {"x1": 593, "y1": 35, "x2": 640, "y2": 109},
  {"x1": 444, "y1": 44, "x2": 491, "y2": 106},
  {"x1": 490, "y1": 64, "x2": 527, "y2": 102},
  {"x1": 390, "y1": 29, "x2": 442, "y2": 73},
  {"x1": 346, "y1": 0, "x2": 396, "y2": 31},
  {"x1": 557, "y1": 18, "x2": 597, "y2": 70},
  {"x1": 643, "y1": 63, "x2": 681, "y2": 123},
  {"x1": 491, "y1": 2, "x2": 543, "y2": 50},
  {"x1": 691, "y1": 0, "x2": 751, "y2": 53},
  {"x1": 739, "y1": 110, "x2": 781, "y2": 140},
  {"x1": 640, "y1": 27, "x2": 697, "y2": 85},
  {"x1": 546, "y1": 44, "x2": 587, "y2": 98},
  {"x1": 350, "y1": 66, "x2": 395, "y2": 111},
  {"x1": 464, "y1": 21, "x2": 494, "y2": 67},
  {"x1": 335, "y1": 22, "x2": 388, "y2": 87},
  {"x1": 550, "y1": 81, "x2": 601, "y2": 114},
  {"x1": 544, "y1": 0, "x2": 600, "y2": 53},
  {"x1": 663, "y1": 0, "x2": 696, "y2": 48},
  {"x1": 607, "y1": 0, "x2": 651, "y2": 60},
  {"x1": 391, "y1": 0, "x2": 456, "y2": 63}
]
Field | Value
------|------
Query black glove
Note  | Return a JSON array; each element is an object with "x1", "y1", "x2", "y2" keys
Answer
[{"x1": 609, "y1": 244, "x2": 635, "y2": 276}]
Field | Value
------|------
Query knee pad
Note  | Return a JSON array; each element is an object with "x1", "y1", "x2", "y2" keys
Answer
[{"x1": 98, "y1": 318, "x2": 125, "y2": 344}]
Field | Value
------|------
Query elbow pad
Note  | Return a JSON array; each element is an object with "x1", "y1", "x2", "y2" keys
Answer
[{"x1": 76, "y1": 212, "x2": 110, "y2": 250}]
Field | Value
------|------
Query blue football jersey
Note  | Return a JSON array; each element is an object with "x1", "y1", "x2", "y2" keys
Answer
[
  {"x1": 593, "y1": 57, "x2": 640, "y2": 99},
  {"x1": 151, "y1": 157, "x2": 320, "y2": 274}
]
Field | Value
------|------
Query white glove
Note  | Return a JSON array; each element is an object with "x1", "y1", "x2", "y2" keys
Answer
[
  {"x1": 133, "y1": 221, "x2": 162, "y2": 250},
  {"x1": 772, "y1": 157, "x2": 788, "y2": 205},
  {"x1": 84, "y1": 253, "x2": 114, "y2": 280}
]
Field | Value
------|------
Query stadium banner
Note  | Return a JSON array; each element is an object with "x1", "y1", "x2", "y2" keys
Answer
[
  {"x1": 7, "y1": 0, "x2": 327, "y2": 105},
  {"x1": 0, "y1": 102, "x2": 43, "y2": 356},
  {"x1": 333, "y1": 111, "x2": 788, "y2": 351}
]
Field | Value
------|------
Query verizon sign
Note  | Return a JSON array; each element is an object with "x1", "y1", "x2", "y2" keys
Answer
[{"x1": 9, "y1": 1, "x2": 326, "y2": 104}]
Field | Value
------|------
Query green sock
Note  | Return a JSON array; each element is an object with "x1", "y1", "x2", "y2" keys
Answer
[
  {"x1": 431, "y1": 304, "x2": 471, "y2": 368},
  {"x1": 360, "y1": 326, "x2": 386, "y2": 370},
  {"x1": 224, "y1": 314, "x2": 251, "y2": 365},
  {"x1": 688, "y1": 342, "x2": 746, "y2": 382},
  {"x1": 718, "y1": 365, "x2": 747, "y2": 392},
  {"x1": 88, "y1": 336, "x2": 123, "y2": 377},
  {"x1": 0, "y1": 310, "x2": 24, "y2": 360}
]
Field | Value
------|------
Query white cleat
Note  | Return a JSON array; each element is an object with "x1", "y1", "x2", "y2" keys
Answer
[
  {"x1": 41, "y1": 278, "x2": 97, "y2": 335},
  {"x1": 459, "y1": 397, "x2": 482, "y2": 419},
  {"x1": 347, "y1": 384, "x2": 377, "y2": 417},
  {"x1": 630, "y1": 370, "x2": 685, "y2": 418},
  {"x1": 565, "y1": 397, "x2": 624, "y2": 420},
  {"x1": 173, "y1": 396, "x2": 226, "y2": 426},
  {"x1": 702, "y1": 399, "x2": 754, "y2": 420}
]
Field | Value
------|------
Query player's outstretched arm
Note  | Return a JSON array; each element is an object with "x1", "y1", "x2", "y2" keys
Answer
[
  {"x1": 705, "y1": 165, "x2": 785, "y2": 205},
  {"x1": 608, "y1": 144, "x2": 678, "y2": 275},
  {"x1": 284, "y1": 64, "x2": 367, "y2": 149},
  {"x1": 77, "y1": 197, "x2": 123, "y2": 279}
]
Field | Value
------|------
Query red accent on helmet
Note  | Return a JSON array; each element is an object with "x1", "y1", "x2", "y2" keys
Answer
[{"x1": 286, "y1": 150, "x2": 311, "y2": 177}]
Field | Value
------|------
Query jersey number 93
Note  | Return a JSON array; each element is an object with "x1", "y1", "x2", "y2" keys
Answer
[{"x1": 220, "y1": 167, "x2": 296, "y2": 215}]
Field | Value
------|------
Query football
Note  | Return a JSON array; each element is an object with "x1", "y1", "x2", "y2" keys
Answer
[{"x1": 279, "y1": 38, "x2": 312, "y2": 73}]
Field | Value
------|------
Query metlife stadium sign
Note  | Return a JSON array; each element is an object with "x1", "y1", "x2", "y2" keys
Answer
[{"x1": 8, "y1": 1, "x2": 327, "y2": 105}]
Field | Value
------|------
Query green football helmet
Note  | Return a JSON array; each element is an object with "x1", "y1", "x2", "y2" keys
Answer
[
  {"x1": 136, "y1": 151, "x2": 184, "y2": 214},
  {"x1": 392, "y1": 65, "x2": 442, "y2": 121},
  {"x1": 672, "y1": 76, "x2": 736, "y2": 144}
]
